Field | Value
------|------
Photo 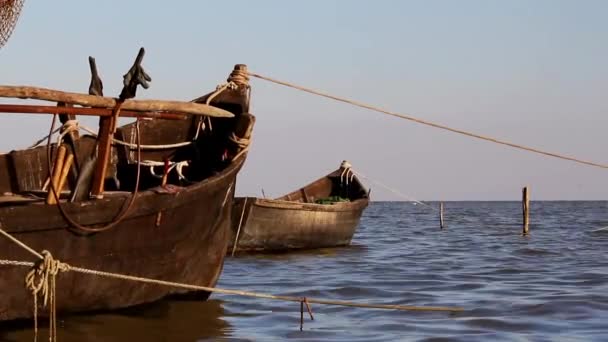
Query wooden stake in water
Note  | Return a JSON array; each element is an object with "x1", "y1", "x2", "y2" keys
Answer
[
  {"x1": 522, "y1": 186, "x2": 530, "y2": 235},
  {"x1": 439, "y1": 202, "x2": 445, "y2": 229}
]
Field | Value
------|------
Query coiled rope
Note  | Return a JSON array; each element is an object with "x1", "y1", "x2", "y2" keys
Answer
[
  {"x1": 44, "y1": 102, "x2": 143, "y2": 234},
  {"x1": 247, "y1": 72, "x2": 608, "y2": 170}
]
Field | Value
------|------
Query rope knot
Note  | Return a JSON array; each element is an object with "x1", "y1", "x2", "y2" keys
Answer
[
  {"x1": 229, "y1": 132, "x2": 250, "y2": 149},
  {"x1": 227, "y1": 65, "x2": 250, "y2": 88},
  {"x1": 60, "y1": 119, "x2": 79, "y2": 135},
  {"x1": 339, "y1": 161, "x2": 355, "y2": 187},
  {"x1": 24, "y1": 250, "x2": 69, "y2": 341},
  {"x1": 25, "y1": 250, "x2": 70, "y2": 306},
  {"x1": 340, "y1": 160, "x2": 352, "y2": 170}
]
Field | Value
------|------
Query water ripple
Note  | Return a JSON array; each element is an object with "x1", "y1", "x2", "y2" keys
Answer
[{"x1": 1, "y1": 201, "x2": 607, "y2": 341}]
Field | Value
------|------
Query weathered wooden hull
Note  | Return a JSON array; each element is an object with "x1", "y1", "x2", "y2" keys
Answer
[
  {"x1": 0, "y1": 63, "x2": 255, "y2": 321},
  {"x1": 0, "y1": 155, "x2": 245, "y2": 321},
  {"x1": 229, "y1": 196, "x2": 369, "y2": 253}
]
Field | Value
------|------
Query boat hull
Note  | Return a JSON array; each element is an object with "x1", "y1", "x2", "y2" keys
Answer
[
  {"x1": 0, "y1": 156, "x2": 245, "y2": 321},
  {"x1": 229, "y1": 197, "x2": 368, "y2": 253}
]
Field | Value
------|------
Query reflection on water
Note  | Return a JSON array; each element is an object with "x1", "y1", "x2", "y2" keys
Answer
[
  {"x1": 1, "y1": 201, "x2": 608, "y2": 341},
  {"x1": 0, "y1": 299, "x2": 231, "y2": 342}
]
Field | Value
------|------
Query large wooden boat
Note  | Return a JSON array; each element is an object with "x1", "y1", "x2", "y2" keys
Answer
[
  {"x1": 228, "y1": 162, "x2": 370, "y2": 254},
  {"x1": 0, "y1": 52, "x2": 255, "y2": 321}
]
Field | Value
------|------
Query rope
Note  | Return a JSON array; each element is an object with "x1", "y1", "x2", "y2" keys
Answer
[
  {"x1": 351, "y1": 169, "x2": 439, "y2": 212},
  {"x1": 0, "y1": 226, "x2": 43, "y2": 259},
  {"x1": 247, "y1": 72, "x2": 608, "y2": 170},
  {"x1": 229, "y1": 132, "x2": 251, "y2": 161},
  {"x1": 79, "y1": 124, "x2": 194, "y2": 150},
  {"x1": 228, "y1": 68, "x2": 251, "y2": 88},
  {"x1": 0, "y1": 257, "x2": 463, "y2": 313},
  {"x1": 194, "y1": 80, "x2": 240, "y2": 137},
  {"x1": 0, "y1": 225, "x2": 66, "y2": 342},
  {"x1": 29, "y1": 127, "x2": 61, "y2": 149},
  {"x1": 591, "y1": 225, "x2": 608, "y2": 232},
  {"x1": 229, "y1": 132, "x2": 250, "y2": 149},
  {"x1": 231, "y1": 197, "x2": 248, "y2": 256},
  {"x1": 339, "y1": 160, "x2": 356, "y2": 187},
  {"x1": 0, "y1": 225, "x2": 463, "y2": 338},
  {"x1": 24, "y1": 251, "x2": 69, "y2": 342},
  {"x1": 29, "y1": 121, "x2": 195, "y2": 150},
  {"x1": 141, "y1": 159, "x2": 190, "y2": 181},
  {"x1": 44, "y1": 105, "x2": 143, "y2": 233}
]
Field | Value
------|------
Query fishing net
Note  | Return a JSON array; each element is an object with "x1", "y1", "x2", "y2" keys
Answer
[{"x1": 0, "y1": 0, "x2": 25, "y2": 49}]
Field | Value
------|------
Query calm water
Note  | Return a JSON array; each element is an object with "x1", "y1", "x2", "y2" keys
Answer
[{"x1": 2, "y1": 201, "x2": 608, "y2": 341}]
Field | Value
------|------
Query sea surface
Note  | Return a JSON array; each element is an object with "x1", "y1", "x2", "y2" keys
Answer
[{"x1": 2, "y1": 201, "x2": 608, "y2": 341}]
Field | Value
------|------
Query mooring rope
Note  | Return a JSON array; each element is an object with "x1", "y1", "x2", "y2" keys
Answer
[
  {"x1": 339, "y1": 160, "x2": 355, "y2": 187},
  {"x1": 0, "y1": 223, "x2": 462, "y2": 340},
  {"x1": 231, "y1": 197, "x2": 248, "y2": 257},
  {"x1": 247, "y1": 72, "x2": 608, "y2": 170},
  {"x1": 351, "y1": 169, "x2": 438, "y2": 212},
  {"x1": 591, "y1": 225, "x2": 608, "y2": 232}
]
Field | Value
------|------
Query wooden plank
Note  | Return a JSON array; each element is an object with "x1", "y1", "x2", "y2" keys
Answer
[
  {"x1": 58, "y1": 103, "x2": 80, "y2": 186},
  {"x1": 46, "y1": 145, "x2": 67, "y2": 205},
  {"x1": 0, "y1": 104, "x2": 193, "y2": 120},
  {"x1": 0, "y1": 86, "x2": 235, "y2": 117},
  {"x1": 90, "y1": 116, "x2": 115, "y2": 198}
]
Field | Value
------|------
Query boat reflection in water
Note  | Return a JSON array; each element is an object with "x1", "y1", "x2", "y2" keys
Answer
[{"x1": 0, "y1": 299, "x2": 231, "y2": 341}]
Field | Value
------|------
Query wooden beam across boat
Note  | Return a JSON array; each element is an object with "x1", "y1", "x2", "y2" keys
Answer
[
  {"x1": 0, "y1": 104, "x2": 190, "y2": 120},
  {"x1": 0, "y1": 85, "x2": 234, "y2": 118}
]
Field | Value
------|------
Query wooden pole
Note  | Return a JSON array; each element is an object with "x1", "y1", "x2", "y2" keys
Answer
[
  {"x1": 0, "y1": 86, "x2": 235, "y2": 117},
  {"x1": 522, "y1": 186, "x2": 530, "y2": 235},
  {"x1": 90, "y1": 115, "x2": 116, "y2": 199},
  {"x1": 58, "y1": 103, "x2": 80, "y2": 186},
  {"x1": 301, "y1": 188, "x2": 309, "y2": 203},
  {"x1": 46, "y1": 145, "x2": 67, "y2": 205},
  {"x1": 439, "y1": 202, "x2": 445, "y2": 229},
  {"x1": 0, "y1": 104, "x2": 190, "y2": 120},
  {"x1": 155, "y1": 159, "x2": 170, "y2": 227},
  {"x1": 300, "y1": 300, "x2": 304, "y2": 331},
  {"x1": 56, "y1": 153, "x2": 75, "y2": 197},
  {"x1": 231, "y1": 198, "x2": 249, "y2": 257}
]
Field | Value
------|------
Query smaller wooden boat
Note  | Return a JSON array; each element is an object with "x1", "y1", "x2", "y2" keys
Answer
[{"x1": 229, "y1": 161, "x2": 370, "y2": 254}]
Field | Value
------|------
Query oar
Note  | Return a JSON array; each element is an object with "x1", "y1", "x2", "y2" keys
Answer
[
  {"x1": 0, "y1": 85, "x2": 234, "y2": 118},
  {"x1": 0, "y1": 104, "x2": 191, "y2": 120}
]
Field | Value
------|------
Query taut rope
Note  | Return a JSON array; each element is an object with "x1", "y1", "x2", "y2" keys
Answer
[
  {"x1": 247, "y1": 72, "x2": 608, "y2": 170},
  {"x1": 352, "y1": 168, "x2": 439, "y2": 212},
  {"x1": 0, "y1": 222, "x2": 463, "y2": 340}
]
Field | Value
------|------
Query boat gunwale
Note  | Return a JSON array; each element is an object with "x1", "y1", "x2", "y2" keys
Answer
[
  {"x1": 0, "y1": 152, "x2": 248, "y2": 233},
  {"x1": 250, "y1": 197, "x2": 369, "y2": 212}
]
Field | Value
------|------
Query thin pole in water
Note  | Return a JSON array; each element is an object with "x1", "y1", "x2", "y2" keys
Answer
[
  {"x1": 439, "y1": 202, "x2": 445, "y2": 229},
  {"x1": 522, "y1": 186, "x2": 530, "y2": 235}
]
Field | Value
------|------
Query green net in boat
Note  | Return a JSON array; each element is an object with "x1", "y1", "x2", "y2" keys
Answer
[{"x1": 314, "y1": 196, "x2": 350, "y2": 204}]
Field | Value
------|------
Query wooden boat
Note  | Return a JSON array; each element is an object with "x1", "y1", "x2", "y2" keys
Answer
[
  {"x1": 228, "y1": 161, "x2": 370, "y2": 254},
  {"x1": 0, "y1": 51, "x2": 255, "y2": 321}
]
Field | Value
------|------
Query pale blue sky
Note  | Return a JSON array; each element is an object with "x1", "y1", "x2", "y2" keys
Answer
[{"x1": 1, "y1": 1, "x2": 607, "y2": 200}]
